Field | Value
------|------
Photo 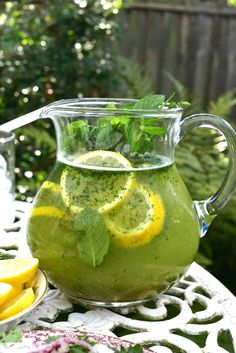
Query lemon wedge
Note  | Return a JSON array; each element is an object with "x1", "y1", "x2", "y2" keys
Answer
[
  {"x1": 6, "y1": 284, "x2": 23, "y2": 302},
  {"x1": 0, "y1": 258, "x2": 39, "y2": 286},
  {"x1": 0, "y1": 288, "x2": 35, "y2": 320},
  {"x1": 60, "y1": 150, "x2": 135, "y2": 214},
  {"x1": 105, "y1": 184, "x2": 165, "y2": 248},
  {"x1": 0, "y1": 282, "x2": 13, "y2": 306}
]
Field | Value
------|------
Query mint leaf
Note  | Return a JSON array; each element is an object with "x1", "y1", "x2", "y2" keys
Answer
[
  {"x1": 140, "y1": 125, "x2": 166, "y2": 136},
  {"x1": 133, "y1": 95, "x2": 165, "y2": 110},
  {"x1": 111, "y1": 116, "x2": 130, "y2": 125},
  {"x1": 75, "y1": 208, "x2": 110, "y2": 267},
  {"x1": 63, "y1": 120, "x2": 89, "y2": 153},
  {"x1": 0, "y1": 328, "x2": 22, "y2": 343},
  {"x1": 125, "y1": 119, "x2": 143, "y2": 152},
  {"x1": 95, "y1": 124, "x2": 122, "y2": 149}
]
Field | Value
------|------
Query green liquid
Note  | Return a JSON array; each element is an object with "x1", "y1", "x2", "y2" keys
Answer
[{"x1": 27, "y1": 161, "x2": 200, "y2": 303}]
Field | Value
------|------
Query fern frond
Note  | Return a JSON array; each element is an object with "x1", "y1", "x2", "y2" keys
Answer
[
  {"x1": 207, "y1": 90, "x2": 236, "y2": 118},
  {"x1": 163, "y1": 71, "x2": 190, "y2": 100},
  {"x1": 116, "y1": 57, "x2": 154, "y2": 99}
]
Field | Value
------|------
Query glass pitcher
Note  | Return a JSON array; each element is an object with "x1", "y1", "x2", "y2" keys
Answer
[{"x1": 26, "y1": 98, "x2": 236, "y2": 307}]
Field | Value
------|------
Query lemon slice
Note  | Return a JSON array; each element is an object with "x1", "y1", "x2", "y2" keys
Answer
[
  {"x1": 0, "y1": 288, "x2": 35, "y2": 320},
  {"x1": 30, "y1": 206, "x2": 69, "y2": 220},
  {"x1": 105, "y1": 185, "x2": 165, "y2": 248},
  {"x1": 0, "y1": 282, "x2": 13, "y2": 306},
  {"x1": 74, "y1": 150, "x2": 134, "y2": 169},
  {"x1": 41, "y1": 180, "x2": 61, "y2": 193},
  {"x1": 60, "y1": 150, "x2": 135, "y2": 214},
  {"x1": 0, "y1": 258, "x2": 39, "y2": 286},
  {"x1": 35, "y1": 180, "x2": 66, "y2": 210}
]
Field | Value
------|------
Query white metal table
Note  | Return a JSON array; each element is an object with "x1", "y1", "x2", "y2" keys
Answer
[{"x1": 0, "y1": 201, "x2": 235, "y2": 353}]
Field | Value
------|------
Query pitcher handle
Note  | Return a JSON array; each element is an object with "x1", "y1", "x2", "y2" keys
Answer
[{"x1": 179, "y1": 113, "x2": 236, "y2": 237}]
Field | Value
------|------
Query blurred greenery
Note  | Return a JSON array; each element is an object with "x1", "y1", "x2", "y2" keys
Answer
[
  {"x1": 0, "y1": 1, "x2": 235, "y2": 295},
  {"x1": 128, "y1": 0, "x2": 236, "y2": 6}
]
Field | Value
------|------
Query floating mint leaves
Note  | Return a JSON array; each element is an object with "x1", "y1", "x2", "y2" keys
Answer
[
  {"x1": 75, "y1": 208, "x2": 110, "y2": 267},
  {"x1": 95, "y1": 124, "x2": 122, "y2": 150},
  {"x1": 63, "y1": 94, "x2": 190, "y2": 155}
]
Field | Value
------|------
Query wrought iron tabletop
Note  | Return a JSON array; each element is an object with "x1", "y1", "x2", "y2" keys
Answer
[{"x1": 0, "y1": 201, "x2": 235, "y2": 353}]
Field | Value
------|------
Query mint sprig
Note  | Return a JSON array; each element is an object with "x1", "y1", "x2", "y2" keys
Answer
[
  {"x1": 75, "y1": 208, "x2": 110, "y2": 267},
  {"x1": 63, "y1": 94, "x2": 190, "y2": 154},
  {"x1": 130, "y1": 94, "x2": 190, "y2": 110}
]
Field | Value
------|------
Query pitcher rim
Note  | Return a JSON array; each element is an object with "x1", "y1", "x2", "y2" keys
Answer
[{"x1": 40, "y1": 98, "x2": 183, "y2": 119}]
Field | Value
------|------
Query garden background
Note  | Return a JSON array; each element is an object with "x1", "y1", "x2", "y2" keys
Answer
[{"x1": 0, "y1": 0, "x2": 236, "y2": 294}]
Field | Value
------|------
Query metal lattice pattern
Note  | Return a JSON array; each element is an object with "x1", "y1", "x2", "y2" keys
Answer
[{"x1": 0, "y1": 202, "x2": 236, "y2": 353}]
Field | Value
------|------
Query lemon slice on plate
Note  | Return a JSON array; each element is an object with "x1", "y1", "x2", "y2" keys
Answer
[
  {"x1": 0, "y1": 283, "x2": 12, "y2": 306},
  {"x1": 6, "y1": 284, "x2": 23, "y2": 302},
  {"x1": 60, "y1": 150, "x2": 135, "y2": 214},
  {"x1": 105, "y1": 184, "x2": 165, "y2": 248},
  {"x1": 0, "y1": 258, "x2": 39, "y2": 286},
  {"x1": 0, "y1": 288, "x2": 35, "y2": 320}
]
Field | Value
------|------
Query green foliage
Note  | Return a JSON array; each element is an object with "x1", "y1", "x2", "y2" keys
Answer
[
  {"x1": 164, "y1": 72, "x2": 190, "y2": 101},
  {"x1": 208, "y1": 90, "x2": 236, "y2": 117},
  {"x1": 128, "y1": 0, "x2": 230, "y2": 5},
  {"x1": 114, "y1": 57, "x2": 154, "y2": 99}
]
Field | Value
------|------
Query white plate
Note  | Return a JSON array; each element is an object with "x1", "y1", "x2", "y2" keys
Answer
[{"x1": 0, "y1": 269, "x2": 48, "y2": 333}]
